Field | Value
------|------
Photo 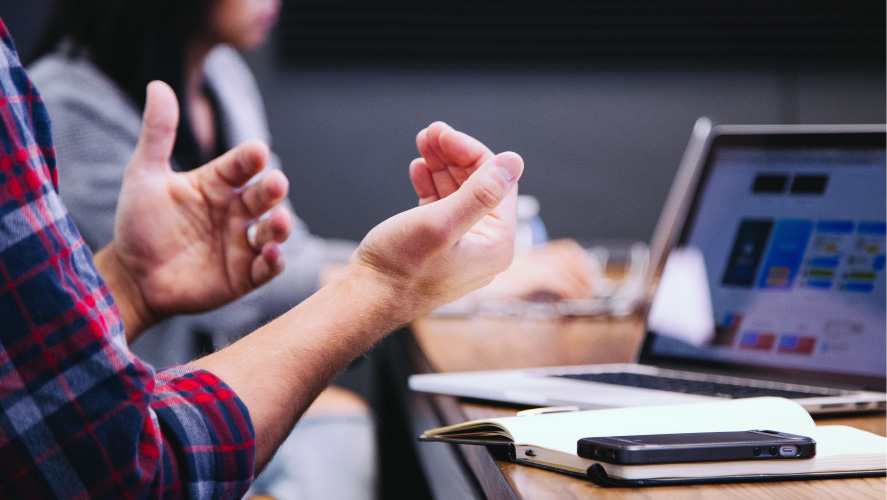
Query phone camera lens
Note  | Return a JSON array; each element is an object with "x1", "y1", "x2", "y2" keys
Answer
[
  {"x1": 753, "y1": 447, "x2": 761, "y2": 456},
  {"x1": 769, "y1": 446, "x2": 778, "y2": 456}
]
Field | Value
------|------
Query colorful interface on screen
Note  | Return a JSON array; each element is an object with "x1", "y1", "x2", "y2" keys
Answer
[{"x1": 650, "y1": 144, "x2": 886, "y2": 378}]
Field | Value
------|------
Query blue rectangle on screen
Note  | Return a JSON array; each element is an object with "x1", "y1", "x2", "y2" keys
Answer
[
  {"x1": 778, "y1": 335, "x2": 798, "y2": 350},
  {"x1": 816, "y1": 220, "x2": 854, "y2": 234},
  {"x1": 758, "y1": 220, "x2": 813, "y2": 289},
  {"x1": 805, "y1": 280, "x2": 832, "y2": 289},
  {"x1": 844, "y1": 282, "x2": 875, "y2": 293},
  {"x1": 740, "y1": 332, "x2": 758, "y2": 347},
  {"x1": 858, "y1": 222, "x2": 887, "y2": 235},
  {"x1": 809, "y1": 257, "x2": 840, "y2": 268},
  {"x1": 722, "y1": 220, "x2": 774, "y2": 287}
]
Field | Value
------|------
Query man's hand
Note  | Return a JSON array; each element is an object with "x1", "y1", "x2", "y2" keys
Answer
[
  {"x1": 191, "y1": 123, "x2": 522, "y2": 466},
  {"x1": 408, "y1": 122, "x2": 596, "y2": 302},
  {"x1": 349, "y1": 123, "x2": 523, "y2": 320},
  {"x1": 409, "y1": 121, "x2": 495, "y2": 206},
  {"x1": 95, "y1": 81, "x2": 292, "y2": 339},
  {"x1": 473, "y1": 238, "x2": 597, "y2": 301}
]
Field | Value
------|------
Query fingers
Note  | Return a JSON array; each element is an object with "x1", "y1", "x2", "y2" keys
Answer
[
  {"x1": 416, "y1": 124, "x2": 446, "y2": 173},
  {"x1": 248, "y1": 208, "x2": 291, "y2": 287},
  {"x1": 250, "y1": 240, "x2": 286, "y2": 287},
  {"x1": 243, "y1": 179, "x2": 291, "y2": 287},
  {"x1": 409, "y1": 158, "x2": 439, "y2": 205},
  {"x1": 130, "y1": 81, "x2": 179, "y2": 169},
  {"x1": 416, "y1": 122, "x2": 495, "y2": 200},
  {"x1": 202, "y1": 140, "x2": 271, "y2": 189},
  {"x1": 549, "y1": 266, "x2": 595, "y2": 299},
  {"x1": 249, "y1": 206, "x2": 292, "y2": 249},
  {"x1": 240, "y1": 168, "x2": 289, "y2": 218},
  {"x1": 499, "y1": 240, "x2": 595, "y2": 301},
  {"x1": 548, "y1": 240, "x2": 594, "y2": 281},
  {"x1": 437, "y1": 126, "x2": 493, "y2": 173},
  {"x1": 418, "y1": 122, "x2": 492, "y2": 172},
  {"x1": 539, "y1": 239, "x2": 596, "y2": 297},
  {"x1": 435, "y1": 152, "x2": 523, "y2": 240}
]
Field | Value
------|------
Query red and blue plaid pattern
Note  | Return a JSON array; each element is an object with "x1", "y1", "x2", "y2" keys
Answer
[{"x1": 0, "y1": 19, "x2": 255, "y2": 499}]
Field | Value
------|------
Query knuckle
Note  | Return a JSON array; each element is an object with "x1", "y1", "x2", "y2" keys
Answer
[{"x1": 472, "y1": 180, "x2": 502, "y2": 210}]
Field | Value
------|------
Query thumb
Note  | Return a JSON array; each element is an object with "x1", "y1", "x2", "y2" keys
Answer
[
  {"x1": 130, "y1": 81, "x2": 179, "y2": 169},
  {"x1": 437, "y1": 151, "x2": 523, "y2": 238}
]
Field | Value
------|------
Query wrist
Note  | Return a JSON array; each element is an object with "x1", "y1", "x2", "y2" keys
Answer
[
  {"x1": 94, "y1": 241, "x2": 157, "y2": 341},
  {"x1": 333, "y1": 261, "x2": 428, "y2": 333},
  {"x1": 189, "y1": 259, "x2": 425, "y2": 467}
]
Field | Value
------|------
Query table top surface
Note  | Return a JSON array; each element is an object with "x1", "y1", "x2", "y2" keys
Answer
[{"x1": 408, "y1": 314, "x2": 886, "y2": 500}]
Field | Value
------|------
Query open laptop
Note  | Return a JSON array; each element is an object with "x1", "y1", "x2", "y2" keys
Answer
[{"x1": 409, "y1": 120, "x2": 887, "y2": 414}]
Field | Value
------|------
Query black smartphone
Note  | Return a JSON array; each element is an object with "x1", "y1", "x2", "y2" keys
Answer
[{"x1": 577, "y1": 430, "x2": 816, "y2": 465}]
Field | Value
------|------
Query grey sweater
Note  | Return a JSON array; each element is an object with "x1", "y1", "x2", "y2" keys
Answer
[{"x1": 29, "y1": 45, "x2": 356, "y2": 367}]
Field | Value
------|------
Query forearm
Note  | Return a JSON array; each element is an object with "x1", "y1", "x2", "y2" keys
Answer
[{"x1": 189, "y1": 262, "x2": 415, "y2": 469}]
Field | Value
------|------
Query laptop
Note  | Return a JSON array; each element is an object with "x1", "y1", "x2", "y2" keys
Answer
[{"x1": 409, "y1": 119, "x2": 887, "y2": 414}]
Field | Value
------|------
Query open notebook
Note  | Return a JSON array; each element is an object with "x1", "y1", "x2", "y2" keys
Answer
[
  {"x1": 410, "y1": 121, "x2": 887, "y2": 414},
  {"x1": 419, "y1": 398, "x2": 886, "y2": 485}
]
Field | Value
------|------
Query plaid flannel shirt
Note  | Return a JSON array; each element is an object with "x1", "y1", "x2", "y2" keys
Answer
[{"x1": 0, "y1": 19, "x2": 255, "y2": 499}]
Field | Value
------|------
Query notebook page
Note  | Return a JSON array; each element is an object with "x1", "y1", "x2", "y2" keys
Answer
[{"x1": 500, "y1": 397, "x2": 815, "y2": 455}]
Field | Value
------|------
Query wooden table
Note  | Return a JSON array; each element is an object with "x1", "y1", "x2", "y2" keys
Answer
[{"x1": 405, "y1": 314, "x2": 887, "y2": 500}]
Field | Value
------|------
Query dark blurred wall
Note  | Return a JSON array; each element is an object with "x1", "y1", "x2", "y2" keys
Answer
[
  {"x1": 0, "y1": 1, "x2": 51, "y2": 58},
  {"x1": 246, "y1": 42, "x2": 883, "y2": 245},
  {"x1": 3, "y1": 3, "x2": 884, "y2": 246}
]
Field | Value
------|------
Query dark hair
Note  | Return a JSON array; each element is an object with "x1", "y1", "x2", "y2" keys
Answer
[{"x1": 30, "y1": 0, "x2": 216, "y2": 170}]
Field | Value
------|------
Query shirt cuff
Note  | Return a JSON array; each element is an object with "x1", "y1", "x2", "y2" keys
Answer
[{"x1": 151, "y1": 366, "x2": 256, "y2": 498}]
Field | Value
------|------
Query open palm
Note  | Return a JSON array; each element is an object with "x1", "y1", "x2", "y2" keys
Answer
[{"x1": 107, "y1": 81, "x2": 292, "y2": 325}]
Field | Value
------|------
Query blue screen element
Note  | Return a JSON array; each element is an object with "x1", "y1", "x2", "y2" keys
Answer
[
  {"x1": 816, "y1": 220, "x2": 854, "y2": 234},
  {"x1": 844, "y1": 282, "x2": 876, "y2": 293},
  {"x1": 858, "y1": 222, "x2": 887, "y2": 235},
  {"x1": 757, "y1": 219, "x2": 813, "y2": 289},
  {"x1": 808, "y1": 257, "x2": 840, "y2": 268},
  {"x1": 721, "y1": 220, "x2": 773, "y2": 287},
  {"x1": 805, "y1": 280, "x2": 832, "y2": 289}
]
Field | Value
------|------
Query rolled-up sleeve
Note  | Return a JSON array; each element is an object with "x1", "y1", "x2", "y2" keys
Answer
[
  {"x1": 149, "y1": 367, "x2": 255, "y2": 498},
  {"x1": 0, "y1": 18, "x2": 255, "y2": 499}
]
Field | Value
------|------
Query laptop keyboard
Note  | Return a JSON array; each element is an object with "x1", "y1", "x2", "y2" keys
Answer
[{"x1": 553, "y1": 372, "x2": 842, "y2": 399}]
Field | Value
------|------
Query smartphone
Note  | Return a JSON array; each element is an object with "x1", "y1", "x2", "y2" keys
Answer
[{"x1": 577, "y1": 430, "x2": 816, "y2": 465}]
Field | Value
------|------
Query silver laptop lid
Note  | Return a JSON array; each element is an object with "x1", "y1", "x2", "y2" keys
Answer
[{"x1": 639, "y1": 123, "x2": 886, "y2": 392}]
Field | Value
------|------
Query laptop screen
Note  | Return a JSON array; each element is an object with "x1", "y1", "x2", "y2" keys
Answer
[{"x1": 641, "y1": 130, "x2": 886, "y2": 390}]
